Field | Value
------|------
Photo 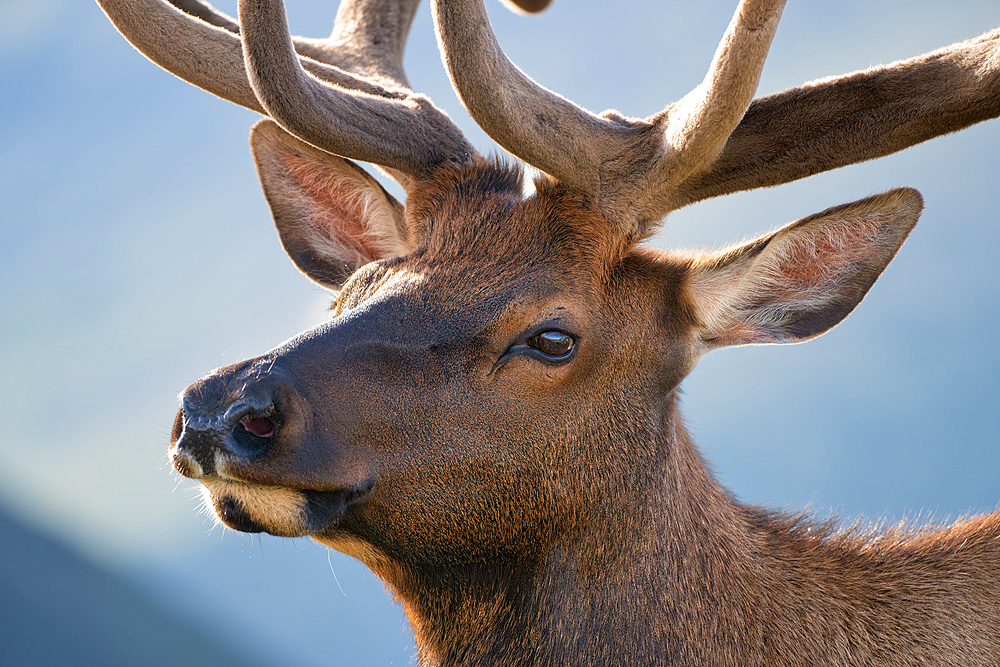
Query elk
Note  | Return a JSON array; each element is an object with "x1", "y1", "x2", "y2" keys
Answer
[{"x1": 97, "y1": 0, "x2": 1000, "y2": 663}]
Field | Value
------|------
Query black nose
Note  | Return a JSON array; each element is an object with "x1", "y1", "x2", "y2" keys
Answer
[{"x1": 170, "y1": 361, "x2": 287, "y2": 478}]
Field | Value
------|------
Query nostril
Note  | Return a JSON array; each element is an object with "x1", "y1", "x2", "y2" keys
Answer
[
  {"x1": 231, "y1": 409, "x2": 278, "y2": 456},
  {"x1": 240, "y1": 414, "x2": 276, "y2": 439}
]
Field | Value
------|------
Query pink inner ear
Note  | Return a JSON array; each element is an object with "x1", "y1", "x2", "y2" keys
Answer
[
  {"x1": 775, "y1": 214, "x2": 886, "y2": 288},
  {"x1": 281, "y1": 154, "x2": 385, "y2": 264}
]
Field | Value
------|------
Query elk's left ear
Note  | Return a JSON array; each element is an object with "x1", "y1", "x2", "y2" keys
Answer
[
  {"x1": 687, "y1": 188, "x2": 922, "y2": 350},
  {"x1": 250, "y1": 119, "x2": 409, "y2": 290}
]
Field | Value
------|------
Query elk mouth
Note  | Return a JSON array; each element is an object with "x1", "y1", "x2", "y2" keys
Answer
[
  {"x1": 201, "y1": 475, "x2": 376, "y2": 537},
  {"x1": 215, "y1": 493, "x2": 268, "y2": 533},
  {"x1": 173, "y1": 362, "x2": 377, "y2": 536}
]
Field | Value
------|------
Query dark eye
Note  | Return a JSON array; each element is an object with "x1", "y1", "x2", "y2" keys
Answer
[{"x1": 529, "y1": 330, "x2": 575, "y2": 360}]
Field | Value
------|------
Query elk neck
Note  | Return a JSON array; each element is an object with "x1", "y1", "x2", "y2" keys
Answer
[
  {"x1": 365, "y1": 391, "x2": 767, "y2": 666},
  {"x1": 370, "y1": 384, "x2": 1000, "y2": 666}
]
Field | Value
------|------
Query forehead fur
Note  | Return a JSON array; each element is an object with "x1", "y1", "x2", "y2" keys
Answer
[{"x1": 403, "y1": 158, "x2": 633, "y2": 285}]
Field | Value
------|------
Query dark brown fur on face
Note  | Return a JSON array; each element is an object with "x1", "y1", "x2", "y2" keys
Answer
[{"x1": 97, "y1": 0, "x2": 1000, "y2": 664}]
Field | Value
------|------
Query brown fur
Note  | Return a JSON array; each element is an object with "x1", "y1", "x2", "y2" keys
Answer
[{"x1": 98, "y1": 0, "x2": 1000, "y2": 665}]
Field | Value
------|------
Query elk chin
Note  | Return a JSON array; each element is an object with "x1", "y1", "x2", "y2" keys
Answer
[
  {"x1": 199, "y1": 476, "x2": 378, "y2": 537},
  {"x1": 200, "y1": 478, "x2": 312, "y2": 537}
]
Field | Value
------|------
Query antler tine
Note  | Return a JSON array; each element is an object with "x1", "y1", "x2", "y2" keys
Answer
[
  {"x1": 164, "y1": 1, "x2": 412, "y2": 85},
  {"x1": 167, "y1": 0, "x2": 415, "y2": 88},
  {"x1": 238, "y1": 0, "x2": 476, "y2": 180},
  {"x1": 680, "y1": 28, "x2": 1000, "y2": 205},
  {"x1": 97, "y1": 0, "x2": 409, "y2": 111},
  {"x1": 433, "y1": 0, "x2": 785, "y2": 234},
  {"x1": 312, "y1": 0, "x2": 415, "y2": 89},
  {"x1": 653, "y1": 0, "x2": 785, "y2": 190}
]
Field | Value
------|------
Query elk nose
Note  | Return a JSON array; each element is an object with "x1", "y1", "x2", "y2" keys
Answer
[{"x1": 169, "y1": 367, "x2": 286, "y2": 479}]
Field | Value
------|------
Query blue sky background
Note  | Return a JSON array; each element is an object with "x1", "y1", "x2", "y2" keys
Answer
[{"x1": 2, "y1": 0, "x2": 998, "y2": 664}]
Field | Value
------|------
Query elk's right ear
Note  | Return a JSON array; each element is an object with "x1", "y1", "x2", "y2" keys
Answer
[
  {"x1": 250, "y1": 120, "x2": 409, "y2": 289},
  {"x1": 686, "y1": 188, "x2": 922, "y2": 350}
]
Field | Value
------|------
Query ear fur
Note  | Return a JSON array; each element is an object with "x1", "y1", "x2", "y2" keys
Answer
[
  {"x1": 687, "y1": 188, "x2": 922, "y2": 350},
  {"x1": 250, "y1": 119, "x2": 409, "y2": 289}
]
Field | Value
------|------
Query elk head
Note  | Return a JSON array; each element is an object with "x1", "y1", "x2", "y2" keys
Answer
[
  {"x1": 98, "y1": 0, "x2": 999, "y2": 661},
  {"x1": 136, "y1": 0, "x2": 921, "y2": 562}
]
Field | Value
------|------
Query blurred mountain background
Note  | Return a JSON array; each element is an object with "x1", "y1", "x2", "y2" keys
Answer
[{"x1": 0, "y1": 506, "x2": 268, "y2": 667}]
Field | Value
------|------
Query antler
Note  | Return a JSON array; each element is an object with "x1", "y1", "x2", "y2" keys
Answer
[
  {"x1": 96, "y1": 0, "x2": 477, "y2": 184},
  {"x1": 434, "y1": 0, "x2": 786, "y2": 235},
  {"x1": 100, "y1": 0, "x2": 999, "y2": 229},
  {"x1": 435, "y1": 0, "x2": 1000, "y2": 235}
]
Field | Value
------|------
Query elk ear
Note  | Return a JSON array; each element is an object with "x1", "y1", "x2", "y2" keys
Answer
[
  {"x1": 250, "y1": 119, "x2": 410, "y2": 289},
  {"x1": 687, "y1": 188, "x2": 922, "y2": 350}
]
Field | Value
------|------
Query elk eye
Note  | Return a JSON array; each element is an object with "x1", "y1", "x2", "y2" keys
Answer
[{"x1": 530, "y1": 330, "x2": 575, "y2": 360}]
